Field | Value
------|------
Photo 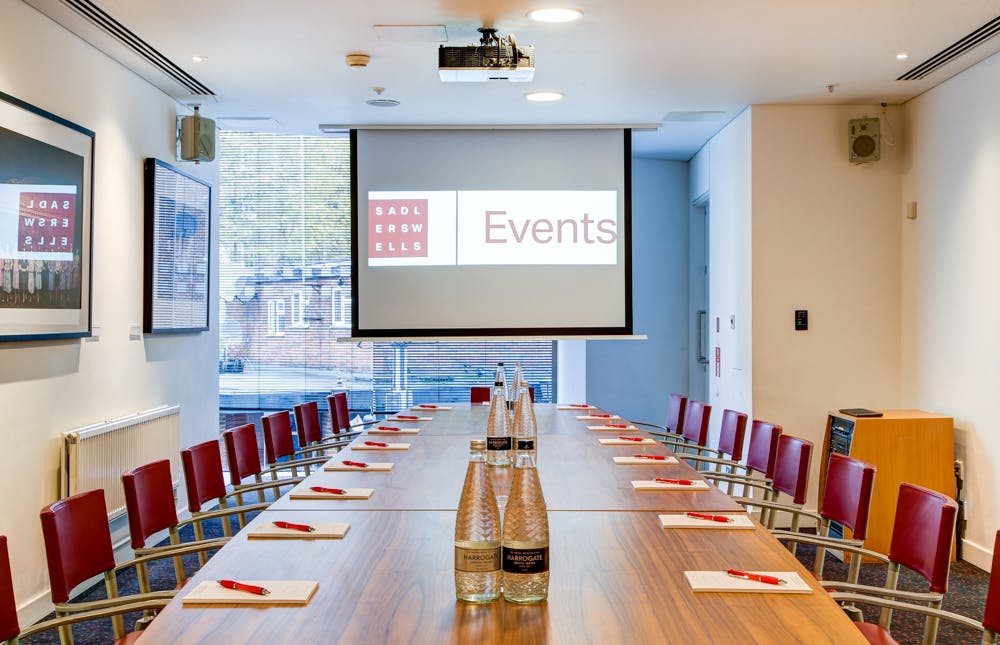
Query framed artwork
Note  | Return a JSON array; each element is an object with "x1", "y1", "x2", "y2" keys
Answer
[
  {"x1": 143, "y1": 158, "x2": 211, "y2": 333},
  {"x1": 0, "y1": 91, "x2": 94, "y2": 341}
]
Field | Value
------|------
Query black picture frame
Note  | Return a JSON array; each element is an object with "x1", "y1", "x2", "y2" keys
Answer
[
  {"x1": 0, "y1": 91, "x2": 94, "y2": 342},
  {"x1": 143, "y1": 158, "x2": 211, "y2": 334}
]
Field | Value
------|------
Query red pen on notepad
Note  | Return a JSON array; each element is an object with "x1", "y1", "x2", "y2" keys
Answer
[
  {"x1": 655, "y1": 478, "x2": 693, "y2": 485},
  {"x1": 686, "y1": 512, "x2": 733, "y2": 524},
  {"x1": 273, "y1": 520, "x2": 315, "y2": 532},
  {"x1": 618, "y1": 435, "x2": 644, "y2": 442},
  {"x1": 634, "y1": 454, "x2": 667, "y2": 460},
  {"x1": 417, "y1": 404, "x2": 437, "y2": 409},
  {"x1": 569, "y1": 403, "x2": 590, "y2": 408},
  {"x1": 396, "y1": 415, "x2": 419, "y2": 420},
  {"x1": 377, "y1": 426, "x2": 401, "y2": 431},
  {"x1": 605, "y1": 423, "x2": 630, "y2": 429},
  {"x1": 726, "y1": 569, "x2": 787, "y2": 585},
  {"x1": 311, "y1": 486, "x2": 346, "y2": 495},
  {"x1": 364, "y1": 441, "x2": 388, "y2": 447},
  {"x1": 218, "y1": 580, "x2": 270, "y2": 595},
  {"x1": 592, "y1": 413, "x2": 612, "y2": 418},
  {"x1": 342, "y1": 460, "x2": 368, "y2": 468}
]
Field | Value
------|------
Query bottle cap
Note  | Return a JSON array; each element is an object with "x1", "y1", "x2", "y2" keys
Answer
[
  {"x1": 498, "y1": 362, "x2": 504, "y2": 366},
  {"x1": 470, "y1": 440, "x2": 487, "y2": 450},
  {"x1": 516, "y1": 439, "x2": 534, "y2": 450},
  {"x1": 494, "y1": 380, "x2": 502, "y2": 387}
]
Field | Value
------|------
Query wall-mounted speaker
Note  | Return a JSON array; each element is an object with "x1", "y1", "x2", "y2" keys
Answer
[
  {"x1": 848, "y1": 117, "x2": 880, "y2": 163},
  {"x1": 179, "y1": 108, "x2": 215, "y2": 163}
]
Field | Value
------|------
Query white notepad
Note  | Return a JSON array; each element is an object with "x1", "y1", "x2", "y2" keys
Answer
[
  {"x1": 588, "y1": 424, "x2": 640, "y2": 431},
  {"x1": 577, "y1": 414, "x2": 623, "y2": 421},
  {"x1": 613, "y1": 456, "x2": 679, "y2": 465},
  {"x1": 684, "y1": 571, "x2": 812, "y2": 594},
  {"x1": 367, "y1": 427, "x2": 420, "y2": 435},
  {"x1": 557, "y1": 404, "x2": 596, "y2": 410},
  {"x1": 247, "y1": 522, "x2": 351, "y2": 539},
  {"x1": 411, "y1": 405, "x2": 452, "y2": 411},
  {"x1": 289, "y1": 487, "x2": 374, "y2": 500},
  {"x1": 599, "y1": 437, "x2": 656, "y2": 446},
  {"x1": 352, "y1": 442, "x2": 410, "y2": 450},
  {"x1": 324, "y1": 461, "x2": 393, "y2": 472},
  {"x1": 631, "y1": 479, "x2": 710, "y2": 491},
  {"x1": 183, "y1": 580, "x2": 319, "y2": 606},
  {"x1": 658, "y1": 514, "x2": 754, "y2": 529}
]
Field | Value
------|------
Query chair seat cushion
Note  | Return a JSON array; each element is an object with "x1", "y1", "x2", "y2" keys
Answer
[{"x1": 854, "y1": 621, "x2": 900, "y2": 645}]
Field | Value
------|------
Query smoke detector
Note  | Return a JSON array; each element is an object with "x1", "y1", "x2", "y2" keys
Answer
[
  {"x1": 365, "y1": 87, "x2": 399, "y2": 108},
  {"x1": 346, "y1": 53, "x2": 371, "y2": 68}
]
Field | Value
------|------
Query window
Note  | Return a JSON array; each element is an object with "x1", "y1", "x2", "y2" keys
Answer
[
  {"x1": 330, "y1": 286, "x2": 349, "y2": 327},
  {"x1": 267, "y1": 299, "x2": 285, "y2": 336},
  {"x1": 290, "y1": 289, "x2": 309, "y2": 328}
]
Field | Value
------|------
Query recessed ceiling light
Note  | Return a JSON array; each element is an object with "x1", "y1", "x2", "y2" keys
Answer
[
  {"x1": 527, "y1": 8, "x2": 583, "y2": 23},
  {"x1": 896, "y1": 52, "x2": 910, "y2": 60},
  {"x1": 192, "y1": 55, "x2": 207, "y2": 63},
  {"x1": 366, "y1": 98, "x2": 400, "y2": 108},
  {"x1": 525, "y1": 91, "x2": 564, "y2": 102}
]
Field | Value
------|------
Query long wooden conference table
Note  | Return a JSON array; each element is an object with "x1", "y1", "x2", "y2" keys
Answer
[{"x1": 138, "y1": 403, "x2": 865, "y2": 643}]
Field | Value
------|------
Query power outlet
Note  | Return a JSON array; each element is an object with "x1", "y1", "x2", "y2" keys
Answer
[{"x1": 129, "y1": 323, "x2": 142, "y2": 340}]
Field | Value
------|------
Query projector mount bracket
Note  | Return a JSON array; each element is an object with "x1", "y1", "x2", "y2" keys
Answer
[{"x1": 476, "y1": 27, "x2": 521, "y2": 69}]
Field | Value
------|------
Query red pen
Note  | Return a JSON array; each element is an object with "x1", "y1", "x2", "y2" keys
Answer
[
  {"x1": 634, "y1": 454, "x2": 667, "y2": 460},
  {"x1": 342, "y1": 460, "x2": 368, "y2": 468},
  {"x1": 311, "y1": 486, "x2": 346, "y2": 495},
  {"x1": 417, "y1": 404, "x2": 437, "y2": 409},
  {"x1": 686, "y1": 512, "x2": 733, "y2": 524},
  {"x1": 396, "y1": 415, "x2": 419, "y2": 420},
  {"x1": 377, "y1": 426, "x2": 401, "y2": 431},
  {"x1": 273, "y1": 520, "x2": 316, "y2": 532},
  {"x1": 218, "y1": 580, "x2": 270, "y2": 595},
  {"x1": 570, "y1": 403, "x2": 590, "y2": 408},
  {"x1": 364, "y1": 441, "x2": 388, "y2": 447},
  {"x1": 605, "y1": 423, "x2": 630, "y2": 429},
  {"x1": 618, "y1": 435, "x2": 644, "y2": 442},
  {"x1": 655, "y1": 478, "x2": 693, "y2": 485},
  {"x1": 592, "y1": 413, "x2": 612, "y2": 418},
  {"x1": 726, "y1": 569, "x2": 787, "y2": 585}
]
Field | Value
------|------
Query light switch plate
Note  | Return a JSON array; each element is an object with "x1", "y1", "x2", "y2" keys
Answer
[{"x1": 129, "y1": 323, "x2": 142, "y2": 340}]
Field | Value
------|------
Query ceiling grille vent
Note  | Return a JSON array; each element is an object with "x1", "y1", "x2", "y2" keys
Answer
[{"x1": 898, "y1": 15, "x2": 1000, "y2": 80}]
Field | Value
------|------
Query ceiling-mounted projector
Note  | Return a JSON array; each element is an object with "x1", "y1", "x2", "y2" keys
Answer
[{"x1": 439, "y1": 27, "x2": 534, "y2": 82}]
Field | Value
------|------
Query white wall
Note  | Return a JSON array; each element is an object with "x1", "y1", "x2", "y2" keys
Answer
[
  {"x1": 586, "y1": 159, "x2": 689, "y2": 423},
  {"x1": 900, "y1": 52, "x2": 1000, "y2": 570},
  {"x1": 750, "y1": 105, "x2": 903, "y2": 512},
  {"x1": 0, "y1": 2, "x2": 219, "y2": 622}
]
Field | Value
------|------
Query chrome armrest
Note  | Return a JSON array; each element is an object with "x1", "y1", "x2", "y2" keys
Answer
[
  {"x1": 827, "y1": 592, "x2": 983, "y2": 633},
  {"x1": 822, "y1": 582, "x2": 944, "y2": 605}
]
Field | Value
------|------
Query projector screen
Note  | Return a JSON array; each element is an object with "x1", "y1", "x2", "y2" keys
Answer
[{"x1": 352, "y1": 128, "x2": 631, "y2": 337}]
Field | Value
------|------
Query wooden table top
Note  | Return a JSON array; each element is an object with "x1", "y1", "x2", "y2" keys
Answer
[{"x1": 137, "y1": 403, "x2": 865, "y2": 644}]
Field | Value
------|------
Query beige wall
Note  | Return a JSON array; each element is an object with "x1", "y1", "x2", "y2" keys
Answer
[{"x1": 0, "y1": 1, "x2": 219, "y2": 622}]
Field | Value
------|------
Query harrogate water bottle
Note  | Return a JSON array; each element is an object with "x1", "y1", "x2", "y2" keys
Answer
[
  {"x1": 455, "y1": 440, "x2": 501, "y2": 603},
  {"x1": 486, "y1": 379, "x2": 512, "y2": 466},
  {"x1": 501, "y1": 439, "x2": 549, "y2": 603}
]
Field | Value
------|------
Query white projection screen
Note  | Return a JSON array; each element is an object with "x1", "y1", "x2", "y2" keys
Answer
[{"x1": 351, "y1": 128, "x2": 632, "y2": 337}]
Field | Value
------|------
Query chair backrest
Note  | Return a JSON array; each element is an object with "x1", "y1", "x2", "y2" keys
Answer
[
  {"x1": 222, "y1": 423, "x2": 264, "y2": 484},
  {"x1": 262, "y1": 410, "x2": 296, "y2": 464},
  {"x1": 984, "y1": 530, "x2": 1000, "y2": 634},
  {"x1": 122, "y1": 459, "x2": 180, "y2": 549},
  {"x1": 666, "y1": 393, "x2": 687, "y2": 434},
  {"x1": 40, "y1": 489, "x2": 116, "y2": 603},
  {"x1": 181, "y1": 439, "x2": 229, "y2": 513},
  {"x1": 745, "y1": 420, "x2": 782, "y2": 477},
  {"x1": 770, "y1": 435, "x2": 813, "y2": 505},
  {"x1": 471, "y1": 386, "x2": 534, "y2": 403},
  {"x1": 681, "y1": 400, "x2": 711, "y2": 446},
  {"x1": 330, "y1": 392, "x2": 351, "y2": 434},
  {"x1": 294, "y1": 400, "x2": 323, "y2": 446},
  {"x1": 0, "y1": 536, "x2": 20, "y2": 642},
  {"x1": 820, "y1": 453, "x2": 876, "y2": 540},
  {"x1": 888, "y1": 482, "x2": 958, "y2": 593},
  {"x1": 717, "y1": 409, "x2": 748, "y2": 460}
]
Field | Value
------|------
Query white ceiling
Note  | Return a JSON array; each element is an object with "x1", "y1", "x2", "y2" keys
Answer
[{"x1": 25, "y1": 0, "x2": 1000, "y2": 159}]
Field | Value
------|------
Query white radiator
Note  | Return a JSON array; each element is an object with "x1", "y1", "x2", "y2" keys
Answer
[{"x1": 61, "y1": 405, "x2": 181, "y2": 520}]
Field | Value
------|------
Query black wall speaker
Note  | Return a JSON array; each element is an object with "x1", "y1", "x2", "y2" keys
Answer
[
  {"x1": 179, "y1": 108, "x2": 215, "y2": 162},
  {"x1": 848, "y1": 117, "x2": 880, "y2": 163}
]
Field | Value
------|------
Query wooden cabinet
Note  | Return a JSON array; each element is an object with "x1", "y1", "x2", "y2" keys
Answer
[{"x1": 820, "y1": 410, "x2": 955, "y2": 559}]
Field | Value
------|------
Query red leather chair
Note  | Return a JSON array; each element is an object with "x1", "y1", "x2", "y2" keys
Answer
[
  {"x1": 261, "y1": 410, "x2": 331, "y2": 475},
  {"x1": 822, "y1": 483, "x2": 959, "y2": 644},
  {"x1": 727, "y1": 435, "x2": 813, "y2": 537},
  {"x1": 660, "y1": 400, "x2": 714, "y2": 455},
  {"x1": 39, "y1": 490, "x2": 179, "y2": 643},
  {"x1": 769, "y1": 453, "x2": 877, "y2": 582},
  {"x1": 684, "y1": 419, "x2": 782, "y2": 497},
  {"x1": 329, "y1": 391, "x2": 371, "y2": 438},
  {"x1": 181, "y1": 439, "x2": 273, "y2": 539},
  {"x1": 634, "y1": 393, "x2": 687, "y2": 439},
  {"x1": 222, "y1": 424, "x2": 305, "y2": 509},
  {"x1": 471, "y1": 386, "x2": 534, "y2": 403},
  {"x1": 293, "y1": 400, "x2": 352, "y2": 455},
  {"x1": 2, "y1": 533, "x2": 170, "y2": 644},
  {"x1": 123, "y1": 459, "x2": 230, "y2": 573}
]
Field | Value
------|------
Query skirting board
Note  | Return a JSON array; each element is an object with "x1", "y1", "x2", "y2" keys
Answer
[{"x1": 962, "y1": 537, "x2": 993, "y2": 572}]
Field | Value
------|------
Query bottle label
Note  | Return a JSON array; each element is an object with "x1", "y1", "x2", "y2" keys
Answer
[
  {"x1": 502, "y1": 546, "x2": 549, "y2": 574},
  {"x1": 455, "y1": 546, "x2": 501, "y2": 572},
  {"x1": 487, "y1": 436, "x2": 512, "y2": 451}
]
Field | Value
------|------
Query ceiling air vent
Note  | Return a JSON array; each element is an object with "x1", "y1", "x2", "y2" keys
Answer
[{"x1": 898, "y1": 15, "x2": 1000, "y2": 80}]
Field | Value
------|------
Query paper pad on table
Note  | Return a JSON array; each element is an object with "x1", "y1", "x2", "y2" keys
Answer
[
  {"x1": 388, "y1": 416, "x2": 432, "y2": 422},
  {"x1": 659, "y1": 514, "x2": 754, "y2": 529},
  {"x1": 411, "y1": 405, "x2": 452, "y2": 411},
  {"x1": 631, "y1": 479, "x2": 710, "y2": 491},
  {"x1": 183, "y1": 580, "x2": 319, "y2": 606},
  {"x1": 684, "y1": 571, "x2": 812, "y2": 594},
  {"x1": 324, "y1": 462, "x2": 393, "y2": 472},
  {"x1": 613, "y1": 456, "x2": 679, "y2": 465},
  {"x1": 599, "y1": 437, "x2": 656, "y2": 446},
  {"x1": 588, "y1": 425, "x2": 640, "y2": 432},
  {"x1": 557, "y1": 404, "x2": 596, "y2": 410},
  {"x1": 248, "y1": 522, "x2": 351, "y2": 539},
  {"x1": 368, "y1": 427, "x2": 420, "y2": 435},
  {"x1": 577, "y1": 414, "x2": 623, "y2": 421},
  {"x1": 290, "y1": 487, "x2": 374, "y2": 500},
  {"x1": 352, "y1": 442, "x2": 410, "y2": 450}
]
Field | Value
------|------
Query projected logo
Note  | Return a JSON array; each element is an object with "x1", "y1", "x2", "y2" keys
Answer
[
  {"x1": 18, "y1": 191, "x2": 77, "y2": 253},
  {"x1": 368, "y1": 198, "x2": 428, "y2": 258}
]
